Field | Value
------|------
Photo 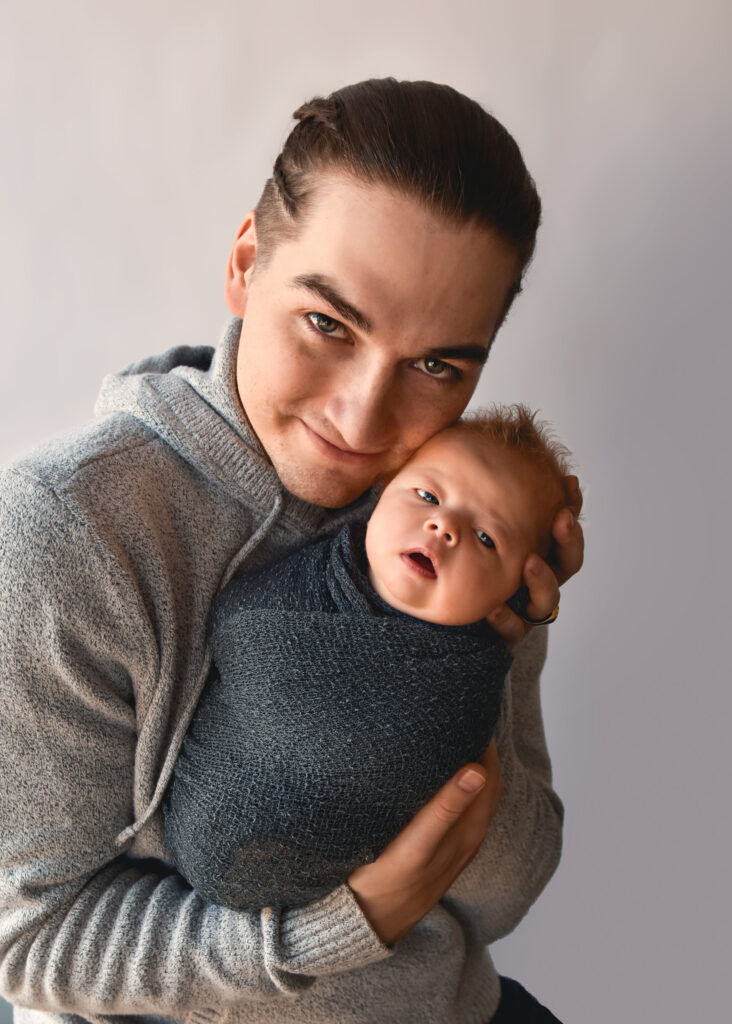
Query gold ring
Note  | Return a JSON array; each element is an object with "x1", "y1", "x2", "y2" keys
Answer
[{"x1": 519, "y1": 604, "x2": 560, "y2": 626}]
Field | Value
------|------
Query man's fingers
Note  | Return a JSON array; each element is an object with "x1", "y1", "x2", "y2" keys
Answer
[
  {"x1": 397, "y1": 762, "x2": 487, "y2": 857},
  {"x1": 449, "y1": 743, "x2": 503, "y2": 854},
  {"x1": 563, "y1": 474, "x2": 583, "y2": 517},
  {"x1": 488, "y1": 555, "x2": 559, "y2": 648},
  {"x1": 347, "y1": 745, "x2": 505, "y2": 946},
  {"x1": 487, "y1": 603, "x2": 528, "y2": 649},
  {"x1": 489, "y1": 477, "x2": 584, "y2": 645},
  {"x1": 552, "y1": 506, "x2": 585, "y2": 586},
  {"x1": 523, "y1": 554, "x2": 560, "y2": 619}
]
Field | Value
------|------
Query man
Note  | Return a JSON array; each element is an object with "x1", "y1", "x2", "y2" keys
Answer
[{"x1": 0, "y1": 79, "x2": 582, "y2": 1023}]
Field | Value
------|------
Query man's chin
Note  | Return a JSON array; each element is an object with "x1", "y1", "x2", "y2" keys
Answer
[{"x1": 276, "y1": 464, "x2": 374, "y2": 510}]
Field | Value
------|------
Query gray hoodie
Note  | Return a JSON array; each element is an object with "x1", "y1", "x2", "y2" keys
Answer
[{"x1": 0, "y1": 318, "x2": 563, "y2": 1024}]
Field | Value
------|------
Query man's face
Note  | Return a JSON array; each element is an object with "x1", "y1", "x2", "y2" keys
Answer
[
  {"x1": 364, "y1": 430, "x2": 555, "y2": 625},
  {"x1": 227, "y1": 173, "x2": 519, "y2": 508}
]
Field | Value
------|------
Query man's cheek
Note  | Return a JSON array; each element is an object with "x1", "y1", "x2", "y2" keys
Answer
[{"x1": 281, "y1": 361, "x2": 325, "y2": 406}]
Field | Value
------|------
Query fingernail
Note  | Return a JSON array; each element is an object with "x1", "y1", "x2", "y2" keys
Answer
[
  {"x1": 458, "y1": 769, "x2": 486, "y2": 792},
  {"x1": 528, "y1": 557, "x2": 542, "y2": 575}
]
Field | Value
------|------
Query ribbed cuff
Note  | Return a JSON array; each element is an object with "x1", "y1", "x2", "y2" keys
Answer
[{"x1": 276, "y1": 883, "x2": 394, "y2": 975}]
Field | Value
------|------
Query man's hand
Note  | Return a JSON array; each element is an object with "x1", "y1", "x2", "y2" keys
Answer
[
  {"x1": 347, "y1": 741, "x2": 503, "y2": 947},
  {"x1": 488, "y1": 474, "x2": 584, "y2": 649}
]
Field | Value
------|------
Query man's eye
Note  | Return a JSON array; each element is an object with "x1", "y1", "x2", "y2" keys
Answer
[
  {"x1": 414, "y1": 357, "x2": 461, "y2": 381},
  {"x1": 475, "y1": 529, "x2": 495, "y2": 549},
  {"x1": 306, "y1": 312, "x2": 348, "y2": 338},
  {"x1": 416, "y1": 489, "x2": 439, "y2": 505}
]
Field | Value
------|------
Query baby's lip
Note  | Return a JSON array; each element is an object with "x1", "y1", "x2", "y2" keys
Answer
[{"x1": 401, "y1": 548, "x2": 439, "y2": 578}]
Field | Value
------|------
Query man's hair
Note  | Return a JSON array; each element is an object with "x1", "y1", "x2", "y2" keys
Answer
[
  {"x1": 454, "y1": 404, "x2": 574, "y2": 493},
  {"x1": 253, "y1": 78, "x2": 541, "y2": 333}
]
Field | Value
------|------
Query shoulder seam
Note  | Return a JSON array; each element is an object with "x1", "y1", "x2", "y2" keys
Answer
[
  {"x1": 4, "y1": 465, "x2": 155, "y2": 635},
  {"x1": 21, "y1": 428, "x2": 160, "y2": 485}
]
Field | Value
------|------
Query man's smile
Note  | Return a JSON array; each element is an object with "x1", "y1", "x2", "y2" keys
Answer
[{"x1": 299, "y1": 419, "x2": 385, "y2": 464}]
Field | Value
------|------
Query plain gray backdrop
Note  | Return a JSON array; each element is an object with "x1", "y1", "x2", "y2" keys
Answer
[{"x1": 2, "y1": 1, "x2": 730, "y2": 1021}]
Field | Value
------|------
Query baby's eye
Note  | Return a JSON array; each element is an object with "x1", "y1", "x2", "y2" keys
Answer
[
  {"x1": 475, "y1": 529, "x2": 495, "y2": 549},
  {"x1": 416, "y1": 489, "x2": 439, "y2": 505}
]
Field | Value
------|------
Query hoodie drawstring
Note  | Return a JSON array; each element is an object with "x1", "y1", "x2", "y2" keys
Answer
[{"x1": 114, "y1": 494, "x2": 285, "y2": 849}]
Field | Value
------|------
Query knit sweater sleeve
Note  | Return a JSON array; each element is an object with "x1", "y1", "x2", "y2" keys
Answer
[
  {"x1": 440, "y1": 625, "x2": 564, "y2": 941},
  {"x1": 0, "y1": 470, "x2": 391, "y2": 1017}
]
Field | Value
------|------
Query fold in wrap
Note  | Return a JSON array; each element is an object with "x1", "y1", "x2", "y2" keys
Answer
[{"x1": 163, "y1": 523, "x2": 513, "y2": 909}]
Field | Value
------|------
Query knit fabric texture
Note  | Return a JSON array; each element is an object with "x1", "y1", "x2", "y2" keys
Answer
[{"x1": 164, "y1": 522, "x2": 512, "y2": 909}]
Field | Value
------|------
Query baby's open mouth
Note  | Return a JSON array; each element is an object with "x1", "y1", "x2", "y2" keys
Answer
[{"x1": 401, "y1": 550, "x2": 438, "y2": 579}]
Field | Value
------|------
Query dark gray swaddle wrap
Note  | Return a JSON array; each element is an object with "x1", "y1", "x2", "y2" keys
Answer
[{"x1": 163, "y1": 523, "x2": 513, "y2": 909}]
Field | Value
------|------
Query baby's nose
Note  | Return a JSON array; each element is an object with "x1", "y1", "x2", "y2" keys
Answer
[{"x1": 426, "y1": 518, "x2": 458, "y2": 544}]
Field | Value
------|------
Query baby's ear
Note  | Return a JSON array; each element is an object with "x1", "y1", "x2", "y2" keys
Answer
[{"x1": 505, "y1": 585, "x2": 530, "y2": 617}]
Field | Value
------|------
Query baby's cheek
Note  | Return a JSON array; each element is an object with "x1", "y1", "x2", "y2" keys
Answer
[
  {"x1": 364, "y1": 512, "x2": 393, "y2": 584},
  {"x1": 466, "y1": 565, "x2": 504, "y2": 619},
  {"x1": 444, "y1": 569, "x2": 481, "y2": 621}
]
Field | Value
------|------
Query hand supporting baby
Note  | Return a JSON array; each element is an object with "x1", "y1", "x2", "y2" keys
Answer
[
  {"x1": 488, "y1": 474, "x2": 583, "y2": 648},
  {"x1": 348, "y1": 741, "x2": 503, "y2": 946}
]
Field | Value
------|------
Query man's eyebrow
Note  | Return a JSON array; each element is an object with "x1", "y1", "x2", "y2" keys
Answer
[
  {"x1": 290, "y1": 273, "x2": 373, "y2": 333},
  {"x1": 423, "y1": 344, "x2": 490, "y2": 365}
]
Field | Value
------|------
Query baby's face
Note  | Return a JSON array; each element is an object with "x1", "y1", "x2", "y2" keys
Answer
[{"x1": 365, "y1": 429, "x2": 558, "y2": 625}]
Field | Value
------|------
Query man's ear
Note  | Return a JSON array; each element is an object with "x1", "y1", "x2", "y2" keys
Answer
[{"x1": 224, "y1": 211, "x2": 258, "y2": 316}]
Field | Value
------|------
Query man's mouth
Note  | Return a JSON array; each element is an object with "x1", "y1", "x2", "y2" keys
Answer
[
  {"x1": 401, "y1": 549, "x2": 438, "y2": 579},
  {"x1": 300, "y1": 420, "x2": 383, "y2": 464}
]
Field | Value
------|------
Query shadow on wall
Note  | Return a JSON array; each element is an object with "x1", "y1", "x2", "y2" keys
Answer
[{"x1": 0, "y1": 998, "x2": 11, "y2": 1024}]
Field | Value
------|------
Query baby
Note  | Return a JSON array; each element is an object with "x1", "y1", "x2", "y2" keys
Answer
[{"x1": 163, "y1": 404, "x2": 572, "y2": 910}]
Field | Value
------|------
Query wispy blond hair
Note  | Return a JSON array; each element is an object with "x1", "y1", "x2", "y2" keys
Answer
[{"x1": 454, "y1": 403, "x2": 574, "y2": 498}]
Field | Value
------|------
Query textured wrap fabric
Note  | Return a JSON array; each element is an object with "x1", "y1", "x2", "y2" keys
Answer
[{"x1": 164, "y1": 522, "x2": 513, "y2": 909}]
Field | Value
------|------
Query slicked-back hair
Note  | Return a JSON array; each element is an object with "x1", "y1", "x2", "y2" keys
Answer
[{"x1": 253, "y1": 78, "x2": 541, "y2": 332}]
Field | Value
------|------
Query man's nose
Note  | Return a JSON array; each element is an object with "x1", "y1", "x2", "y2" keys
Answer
[
  {"x1": 323, "y1": 367, "x2": 398, "y2": 451},
  {"x1": 425, "y1": 514, "x2": 459, "y2": 545}
]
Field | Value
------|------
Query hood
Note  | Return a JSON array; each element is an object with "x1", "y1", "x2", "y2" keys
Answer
[
  {"x1": 94, "y1": 317, "x2": 284, "y2": 512},
  {"x1": 94, "y1": 316, "x2": 377, "y2": 531}
]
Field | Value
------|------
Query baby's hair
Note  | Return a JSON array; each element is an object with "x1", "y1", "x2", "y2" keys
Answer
[
  {"x1": 449, "y1": 404, "x2": 577, "y2": 570},
  {"x1": 454, "y1": 403, "x2": 573, "y2": 488},
  {"x1": 377, "y1": 404, "x2": 579, "y2": 530}
]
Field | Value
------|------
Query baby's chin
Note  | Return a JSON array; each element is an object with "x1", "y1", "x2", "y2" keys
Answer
[
  {"x1": 405, "y1": 607, "x2": 490, "y2": 626},
  {"x1": 379, "y1": 592, "x2": 491, "y2": 626},
  {"x1": 367, "y1": 565, "x2": 495, "y2": 626}
]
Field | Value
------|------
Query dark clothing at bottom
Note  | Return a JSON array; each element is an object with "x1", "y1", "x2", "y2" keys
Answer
[{"x1": 491, "y1": 977, "x2": 563, "y2": 1023}]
